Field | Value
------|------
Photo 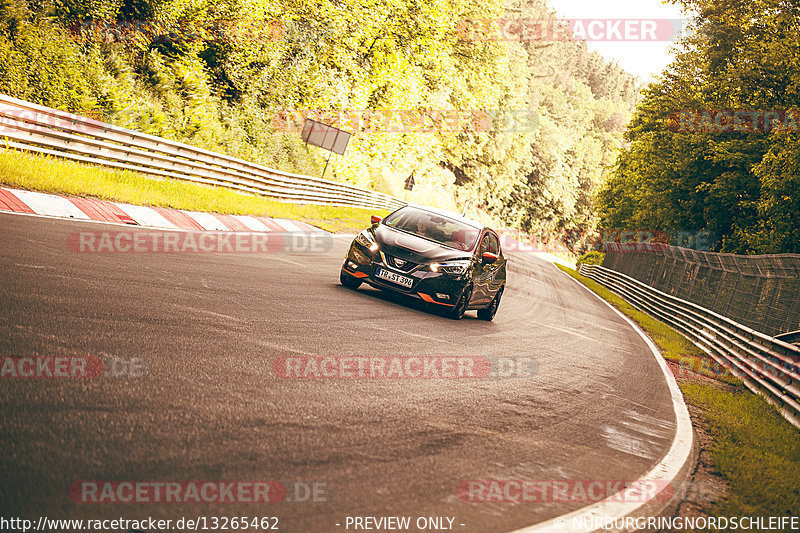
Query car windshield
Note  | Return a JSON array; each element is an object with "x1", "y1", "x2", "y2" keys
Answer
[{"x1": 383, "y1": 207, "x2": 481, "y2": 251}]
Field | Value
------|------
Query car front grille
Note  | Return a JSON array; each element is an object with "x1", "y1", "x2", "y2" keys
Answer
[{"x1": 384, "y1": 254, "x2": 418, "y2": 272}]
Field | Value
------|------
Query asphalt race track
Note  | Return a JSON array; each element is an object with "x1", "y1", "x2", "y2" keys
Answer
[{"x1": 1, "y1": 212, "x2": 678, "y2": 532}]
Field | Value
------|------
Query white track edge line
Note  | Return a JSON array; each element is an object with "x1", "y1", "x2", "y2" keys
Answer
[{"x1": 508, "y1": 264, "x2": 694, "y2": 533}]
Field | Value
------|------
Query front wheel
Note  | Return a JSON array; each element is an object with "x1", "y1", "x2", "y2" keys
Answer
[
  {"x1": 478, "y1": 286, "x2": 503, "y2": 321},
  {"x1": 448, "y1": 285, "x2": 472, "y2": 320},
  {"x1": 340, "y1": 269, "x2": 362, "y2": 290}
]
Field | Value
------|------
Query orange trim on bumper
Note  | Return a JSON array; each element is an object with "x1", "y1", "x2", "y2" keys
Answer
[
  {"x1": 342, "y1": 268, "x2": 368, "y2": 278},
  {"x1": 417, "y1": 292, "x2": 454, "y2": 306}
]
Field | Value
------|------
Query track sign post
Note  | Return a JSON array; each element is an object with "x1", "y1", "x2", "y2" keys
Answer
[
  {"x1": 404, "y1": 172, "x2": 415, "y2": 191},
  {"x1": 302, "y1": 119, "x2": 351, "y2": 178}
]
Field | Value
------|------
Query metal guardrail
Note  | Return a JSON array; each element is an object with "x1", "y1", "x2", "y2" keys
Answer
[
  {"x1": 0, "y1": 94, "x2": 407, "y2": 212},
  {"x1": 578, "y1": 263, "x2": 800, "y2": 430},
  {"x1": 776, "y1": 330, "x2": 800, "y2": 346},
  {"x1": 602, "y1": 242, "x2": 800, "y2": 337}
]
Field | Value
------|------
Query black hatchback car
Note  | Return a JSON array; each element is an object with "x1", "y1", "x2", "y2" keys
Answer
[{"x1": 340, "y1": 205, "x2": 507, "y2": 320}]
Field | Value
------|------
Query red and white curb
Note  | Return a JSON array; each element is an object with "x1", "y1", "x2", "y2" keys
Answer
[{"x1": 0, "y1": 188, "x2": 326, "y2": 234}]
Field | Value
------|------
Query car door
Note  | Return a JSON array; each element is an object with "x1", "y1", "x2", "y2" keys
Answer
[
  {"x1": 484, "y1": 231, "x2": 505, "y2": 299},
  {"x1": 471, "y1": 232, "x2": 493, "y2": 306}
]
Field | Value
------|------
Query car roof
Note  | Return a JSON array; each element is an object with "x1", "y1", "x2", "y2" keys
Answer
[{"x1": 402, "y1": 204, "x2": 487, "y2": 231}]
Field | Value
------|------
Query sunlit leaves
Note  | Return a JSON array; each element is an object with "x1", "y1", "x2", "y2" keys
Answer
[{"x1": 600, "y1": 0, "x2": 800, "y2": 253}]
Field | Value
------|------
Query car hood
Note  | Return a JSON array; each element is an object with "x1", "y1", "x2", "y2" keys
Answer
[{"x1": 373, "y1": 225, "x2": 472, "y2": 263}]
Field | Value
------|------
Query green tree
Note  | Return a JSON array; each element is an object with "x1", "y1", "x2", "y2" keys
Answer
[{"x1": 598, "y1": 0, "x2": 800, "y2": 253}]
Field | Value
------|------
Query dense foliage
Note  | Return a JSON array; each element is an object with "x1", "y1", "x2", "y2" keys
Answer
[
  {"x1": 598, "y1": 0, "x2": 800, "y2": 254},
  {"x1": 0, "y1": 0, "x2": 638, "y2": 237},
  {"x1": 576, "y1": 250, "x2": 604, "y2": 266}
]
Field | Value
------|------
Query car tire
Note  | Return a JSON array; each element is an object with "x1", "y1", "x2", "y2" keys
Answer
[
  {"x1": 448, "y1": 285, "x2": 472, "y2": 320},
  {"x1": 478, "y1": 286, "x2": 503, "y2": 321},
  {"x1": 340, "y1": 269, "x2": 362, "y2": 290}
]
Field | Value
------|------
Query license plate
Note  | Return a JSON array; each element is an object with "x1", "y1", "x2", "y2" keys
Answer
[{"x1": 376, "y1": 268, "x2": 414, "y2": 288}]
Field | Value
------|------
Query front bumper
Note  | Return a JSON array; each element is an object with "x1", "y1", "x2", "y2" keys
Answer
[{"x1": 342, "y1": 242, "x2": 468, "y2": 307}]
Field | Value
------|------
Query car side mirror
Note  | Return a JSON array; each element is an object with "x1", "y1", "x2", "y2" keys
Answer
[
  {"x1": 482, "y1": 252, "x2": 498, "y2": 264},
  {"x1": 370, "y1": 215, "x2": 383, "y2": 225}
]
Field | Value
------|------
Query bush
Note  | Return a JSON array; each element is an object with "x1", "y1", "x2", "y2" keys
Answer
[{"x1": 576, "y1": 250, "x2": 605, "y2": 266}]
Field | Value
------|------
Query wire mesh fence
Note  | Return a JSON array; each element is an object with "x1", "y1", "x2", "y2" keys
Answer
[{"x1": 601, "y1": 242, "x2": 800, "y2": 337}]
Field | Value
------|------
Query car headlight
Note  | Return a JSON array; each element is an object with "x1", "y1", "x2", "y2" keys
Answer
[
  {"x1": 429, "y1": 260, "x2": 471, "y2": 275},
  {"x1": 355, "y1": 231, "x2": 379, "y2": 252}
]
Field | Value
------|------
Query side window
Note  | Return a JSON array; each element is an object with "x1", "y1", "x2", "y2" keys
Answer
[
  {"x1": 479, "y1": 234, "x2": 491, "y2": 254},
  {"x1": 488, "y1": 233, "x2": 500, "y2": 255}
]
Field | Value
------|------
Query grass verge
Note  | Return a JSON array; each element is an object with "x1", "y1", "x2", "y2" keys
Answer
[
  {"x1": 680, "y1": 383, "x2": 800, "y2": 518},
  {"x1": 556, "y1": 263, "x2": 800, "y2": 525},
  {"x1": 0, "y1": 149, "x2": 389, "y2": 233}
]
